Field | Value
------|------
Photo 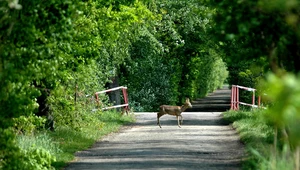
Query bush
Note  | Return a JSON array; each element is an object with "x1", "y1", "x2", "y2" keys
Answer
[
  {"x1": 224, "y1": 72, "x2": 300, "y2": 170},
  {"x1": 187, "y1": 50, "x2": 228, "y2": 98},
  {"x1": 120, "y1": 29, "x2": 180, "y2": 111},
  {"x1": 13, "y1": 115, "x2": 46, "y2": 135},
  {"x1": 0, "y1": 128, "x2": 56, "y2": 170}
]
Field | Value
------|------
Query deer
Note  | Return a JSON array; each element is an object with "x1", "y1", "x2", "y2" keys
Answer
[{"x1": 157, "y1": 98, "x2": 192, "y2": 128}]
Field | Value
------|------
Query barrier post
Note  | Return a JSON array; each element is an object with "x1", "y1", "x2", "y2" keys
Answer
[
  {"x1": 122, "y1": 88, "x2": 130, "y2": 114},
  {"x1": 252, "y1": 91, "x2": 255, "y2": 107},
  {"x1": 94, "y1": 86, "x2": 129, "y2": 114},
  {"x1": 231, "y1": 86, "x2": 234, "y2": 110},
  {"x1": 236, "y1": 86, "x2": 239, "y2": 110},
  {"x1": 230, "y1": 85, "x2": 263, "y2": 110}
]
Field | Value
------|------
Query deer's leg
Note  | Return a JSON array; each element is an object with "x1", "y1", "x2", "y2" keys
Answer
[
  {"x1": 157, "y1": 112, "x2": 164, "y2": 128},
  {"x1": 177, "y1": 116, "x2": 181, "y2": 128},
  {"x1": 179, "y1": 115, "x2": 183, "y2": 125}
]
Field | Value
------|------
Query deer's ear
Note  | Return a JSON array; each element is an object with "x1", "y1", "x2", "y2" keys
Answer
[{"x1": 186, "y1": 98, "x2": 190, "y2": 102}]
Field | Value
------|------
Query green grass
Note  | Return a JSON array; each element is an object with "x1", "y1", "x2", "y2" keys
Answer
[
  {"x1": 223, "y1": 109, "x2": 273, "y2": 169},
  {"x1": 16, "y1": 110, "x2": 135, "y2": 169},
  {"x1": 223, "y1": 109, "x2": 299, "y2": 170},
  {"x1": 17, "y1": 132, "x2": 61, "y2": 155},
  {"x1": 224, "y1": 110, "x2": 273, "y2": 147}
]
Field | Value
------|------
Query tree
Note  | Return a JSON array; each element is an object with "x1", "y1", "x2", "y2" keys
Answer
[
  {"x1": 212, "y1": 0, "x2": 300, "y2": 74},
  {"x1": 0, "y1": 0, "x2": 80, "y2": 129},
  {"x1": 119, "y1": 0, "x2": 228, "y2": 111}
]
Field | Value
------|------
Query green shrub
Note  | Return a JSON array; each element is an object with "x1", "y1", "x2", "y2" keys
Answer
[
  {"x1": 223, "y1": 72, "x2": 300, "y2": 170},
  {"x1": 0, "y1": 128, "x2": 22, "y2": 170},
  {"x1": 13, "y1": 115, "x2": 46, "y2": 135},
  {"x1": 0, "y1": 128, "x2": 56, "y2": 170},
  {"x1": 120, "y1": 29, "x2": 179, "y2": 111},
  {"x1": 21, "y1": 148, "x2": 56, "y2": 170},
  {"x1": 188, "y1": 52, "x2": 228, "y2": 98}
]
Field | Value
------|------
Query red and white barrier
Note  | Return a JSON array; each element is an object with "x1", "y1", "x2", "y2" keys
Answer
[
  {"x1": 231, "y1": 85, "x2": 261, "y2": 110},
  {"x1": 95, "y1": 86, "x2": 130, "y2": 113}
]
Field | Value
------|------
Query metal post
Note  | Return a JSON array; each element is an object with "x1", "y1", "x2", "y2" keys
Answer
[
  {"x1": 233, "y1": 86, "x2": 238, "y2": 110},
  {"x1": 95, "y1": 93, "x2": 100, "y2": 107},
  {"x1": 231, "y1": 86, "x2": 234, "y2": 110},
  {"x1": 252, "y1": 90, "x2": 255, "y2": 107},
  {"x1": 236, "y1": 87, "x2": 239, "y2": 110},
  {"x1": 122, "y1": 88, "x2": 129, "y2": 112}
]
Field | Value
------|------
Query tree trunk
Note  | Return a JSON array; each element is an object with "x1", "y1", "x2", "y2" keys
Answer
[{"x1": 105, "y1": 76, "x2": 121, "y2": 111}]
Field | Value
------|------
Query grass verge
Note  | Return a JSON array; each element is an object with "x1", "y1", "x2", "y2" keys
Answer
[
  {"x1": 223, "y1": 109, "x2": 273, "y2": 169},
  {"x1": 16, "y1": 110, "x2": 135, "y2": 170},
  {"x1": 223, "y1": 109, "x2": 299, "y2": 170}
]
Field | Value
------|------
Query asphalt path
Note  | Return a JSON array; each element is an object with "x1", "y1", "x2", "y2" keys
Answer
[{"x1": 65, "y1": 112, "x2": 244, "y2": 170}]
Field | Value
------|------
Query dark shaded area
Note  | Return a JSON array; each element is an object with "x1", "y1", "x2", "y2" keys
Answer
[
  {"x1": 65, "y1": 104, "x2": 244, "y2": 170},
  {"x1": 105, "y1": 76, "x2": 121, "y2": 111},
  {"x1": 68, "y1": 160, "x2": 241, "y2": 170},
  {"x1": 134, "y1": 115, "x2": 230, "y2": 126},
  {"x1": 33, "y1": 80, "x2": 55, "y2": 131}
]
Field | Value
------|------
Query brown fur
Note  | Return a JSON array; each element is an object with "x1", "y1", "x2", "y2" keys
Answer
[{"x1": 157, "y1": 98, "x2": 192, "y2": 128}]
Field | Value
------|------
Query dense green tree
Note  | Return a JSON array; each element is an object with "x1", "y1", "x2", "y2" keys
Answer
[
  {"x1": 0, "y1": 0, "x2": 80, "y2": 129},
  {"x1": 0, "y1": 0, "x2": 155, "y2": 168},
  {"x1": 119, "y1": 0, "x2": 228, "y2": 111},
  {"x1": 212, "y1": 0, "x2": 300, "y2": 75}
]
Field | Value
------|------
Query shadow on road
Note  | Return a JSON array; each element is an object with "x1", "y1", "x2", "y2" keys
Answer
[
  {"x1": 133, "y1": 112, "x2": 230, "y2": 127},
  {"x1": 65, "y1": 112, "x2": 244, "y2": 170}
]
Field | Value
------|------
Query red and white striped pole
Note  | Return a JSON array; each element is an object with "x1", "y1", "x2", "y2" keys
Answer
[
  {"x1": 231, "y1": 85, "x2": 234, "y2": 110},
  {"x1": 236, "y1": 86, "x2": 239, "y2": 110},
  {"x1": 95, "y1": 86, "x2": 129, "y2": 113},
  {"x1": 231, "y1": 85, "x2": 239, "y2": 110},
  {"x1": 252, "y1": 90, "x2": 255, "y2": 107},
  {"x1": 122, "y1": 88, "x2": 130, "y2": 112}
]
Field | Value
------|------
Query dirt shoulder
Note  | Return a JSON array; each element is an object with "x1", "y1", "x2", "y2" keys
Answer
[{"x1": 65, "y1": 112, "x2": 244, "y2": 170}]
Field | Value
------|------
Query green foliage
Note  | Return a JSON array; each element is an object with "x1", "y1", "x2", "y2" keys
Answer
[
  {"x1": 212, "y1": 0, "x2": 300, "y2": 89},
  {"x1": 0, "y1": 0, "x2": 149, "y2": 168},
  {"x1": 0, "y1": 0, "x2": 79, "y2": 129},
  {"x1": 261, "y1": 73, "x2": 300, "y2": 149},
  {"x1": 120, "y1": 0, "x2": 228, "y2": 111},
  {"x1": 21, "y1": 148, "x2": 56, "y2": 170},
  {"x1": 223, "y1": 110, "x2": 274, "y2": 169},
  {"x1": 224, "y1": 73, "x2": 300, "y2": 170},
  {"x1": 0, "y1": 0, "x2": 237, "y2": 167},
  {"x1": 0, "y1": 128, "x2": 22, "y2": 170},
  {"x1": 223, "y1": 110, "x2": 273, "y2": 146},
  {"x1": 13, "y1": 115, "x2": 46, "y2": 135},
  {"x1": 120, "y1": 27, "x2": 180, "y2": 111},
  {"x1": 156, "y1": 0, "x2": 228, "y2": 100},
  {"x1": 0, "y1": 128, "x2": 56, "y2": 170},
  {"x1": 226, "y1": 57, "x2": 266, "y2": 104},
  {"x1": 17, "y1": 133, "x2": 61, "y2": 157},
  {"x1": 15, "y1": 133, "x2": 60, "y2": 170},
  {"x1": 187, "y1": 50, "x2": 228, "y2": 98},
  {"x1": 251, "y1": 144, "x2": 297, "y2": 170}
]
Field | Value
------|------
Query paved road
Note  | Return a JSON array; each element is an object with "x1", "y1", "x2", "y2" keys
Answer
[
  {"x1": 186, "y1": 85, "x2": 231, "y2": 112},
  {"x1": 65, "y1": 112, "x2": 244, "y2": 170}
]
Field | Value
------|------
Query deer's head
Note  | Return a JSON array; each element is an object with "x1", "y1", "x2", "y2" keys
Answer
[
  {"x1": 185, "y1": 98, "x2": 193, "y2": 108},
  {"x1": 183, "y1": 98, "x2": 192, "y2": 109}
]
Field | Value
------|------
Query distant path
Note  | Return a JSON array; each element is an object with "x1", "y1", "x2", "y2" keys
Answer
[
  {"x1": 187, "y1": 85, "x2": 231, "y2": 112},
  {"x1": 65, "y1": 112, "x2": 244, "y2": 170}
]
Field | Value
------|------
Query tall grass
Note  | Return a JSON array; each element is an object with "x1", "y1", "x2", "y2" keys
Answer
[
  {"x1": 17, "y1": 132, "x2": 61, "y2": 156},
  {"x1": 223, "y1": 109, "x2": 299, "y2": 170}
]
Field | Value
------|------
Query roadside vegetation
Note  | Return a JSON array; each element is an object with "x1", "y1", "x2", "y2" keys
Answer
[
  {"x1": 223, "y1": 74, "x2": 300, "y2": 170},
  {"x1": 14, "y1": 110, "x2": 134, "y2": 169},
  {"x1": 1, "y1": 0, "x2": 300, "y2": 169}
]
